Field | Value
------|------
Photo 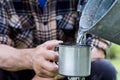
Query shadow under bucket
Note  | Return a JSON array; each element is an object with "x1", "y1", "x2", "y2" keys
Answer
[{"x1": 79, "y1": 0, "x2": 120, "y2": 44}]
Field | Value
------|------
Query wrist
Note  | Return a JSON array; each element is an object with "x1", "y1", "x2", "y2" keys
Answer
[
  {"x1": 0, "y1": 44, "x2": 34, "y2": 71},
  {"x1": 19, "y1": 48, "x2": 35, "y2": 70},
  {"x1": 91, "y1": 47, "x2": 105, "y2": 61}
]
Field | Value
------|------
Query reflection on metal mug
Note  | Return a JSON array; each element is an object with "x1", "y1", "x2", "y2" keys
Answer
[{"x1": 58, "y1": 43, "x2": 91, "y2": 77}]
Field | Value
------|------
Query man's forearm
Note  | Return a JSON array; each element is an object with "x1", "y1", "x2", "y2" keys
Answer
[
  {"x1": 0, "y1": 44, "x2": 33, "y2": 71},
  {"x1": 91, "y1": 47, "x2": 105, "y2": 61}
]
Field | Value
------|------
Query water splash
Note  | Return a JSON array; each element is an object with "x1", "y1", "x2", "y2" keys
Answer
[{"x1": 76, "y1": 25, "x2": 89, "y2": 45}]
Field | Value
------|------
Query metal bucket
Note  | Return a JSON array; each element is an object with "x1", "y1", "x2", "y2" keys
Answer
[
  {"x1": 58, "y1": 43, "x2": 91, "y2": 77},
  {"x1": 79, "y1": 0, "x2": 120, "y2": 44}
]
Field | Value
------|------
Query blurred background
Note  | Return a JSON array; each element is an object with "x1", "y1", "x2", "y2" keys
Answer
[{"x1": 107, "y1": 43, "x2": 120, "y2": 80}]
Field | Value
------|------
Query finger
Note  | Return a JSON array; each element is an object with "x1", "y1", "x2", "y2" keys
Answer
[
  {"x1": 41, "y1": 59, "x2": 58, "y2": 73},
  {"x1": 38, "y1": 66, "x2": 57, "y2": 78},
  {"x1": 39, "y1": 78, "x2": 55, "y2": 80},
  {"x1": 37, "y1": 77, "x2": 55, "y2": 80},
  {"x1": 43, "y1": 40, "x2": 63, "y2": 50},
  {"x1": 43, "y1": 50, "x2": 58, "y2": 61},
  {"x1": 34, "y1": 61, "x2": 57, "y2": 78},
  {"x1": 55, "y1": 75, "x2": 65, "y2": 80},
  {"x1": 32, "y1": 75, "x2": 55, "y2": 80}
]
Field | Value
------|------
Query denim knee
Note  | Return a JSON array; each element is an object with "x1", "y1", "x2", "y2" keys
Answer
[{"x1": 90, "y1": 58, "x2": 117, "y2": 80}]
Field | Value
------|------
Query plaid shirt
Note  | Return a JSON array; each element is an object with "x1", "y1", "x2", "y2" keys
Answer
[{"x1": 0, "y1": 0, "x2": 110, "y2": 50}]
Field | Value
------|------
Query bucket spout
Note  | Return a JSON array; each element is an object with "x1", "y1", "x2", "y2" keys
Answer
[{"x1": 79, "y1": 0, "x2": 120, "y2": 45}]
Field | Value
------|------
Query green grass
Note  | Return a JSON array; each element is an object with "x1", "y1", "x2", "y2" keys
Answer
[
  {"x1": 110, "y1": 59, "x2": 120, "y2": 80},
  {"x1": 107, "y1": 43, "x2": 120, "y2": 80}
]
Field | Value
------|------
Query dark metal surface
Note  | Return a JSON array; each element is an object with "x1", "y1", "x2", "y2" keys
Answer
[{"x1": 79, "y1": 0, "x2": 120, "y2": 45}]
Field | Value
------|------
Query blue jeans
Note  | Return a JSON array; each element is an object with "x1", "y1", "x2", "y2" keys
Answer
[{"x1": 85, "y1": 59, "x2": 117, "y2": 80}]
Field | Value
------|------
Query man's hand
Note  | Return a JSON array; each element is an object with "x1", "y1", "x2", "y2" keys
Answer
[
  {"x1": 32, "y1": 74, "x2": 64, "y2": 80},
  {"x1": 0, "y1": 40, "x2": 62, "y2": 78},
  {"x1": 31, "y1": 40, "x2": 63, "y2": 78}
]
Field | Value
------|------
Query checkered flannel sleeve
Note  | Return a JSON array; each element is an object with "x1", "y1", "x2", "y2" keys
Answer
[{"x1": 86, "y1": 34, "x2": 111, "y2": 54}]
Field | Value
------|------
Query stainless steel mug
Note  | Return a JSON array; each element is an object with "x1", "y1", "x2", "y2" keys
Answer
[{"x1": 58, "y1": 43, "x2": 91, "y2": 77}]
